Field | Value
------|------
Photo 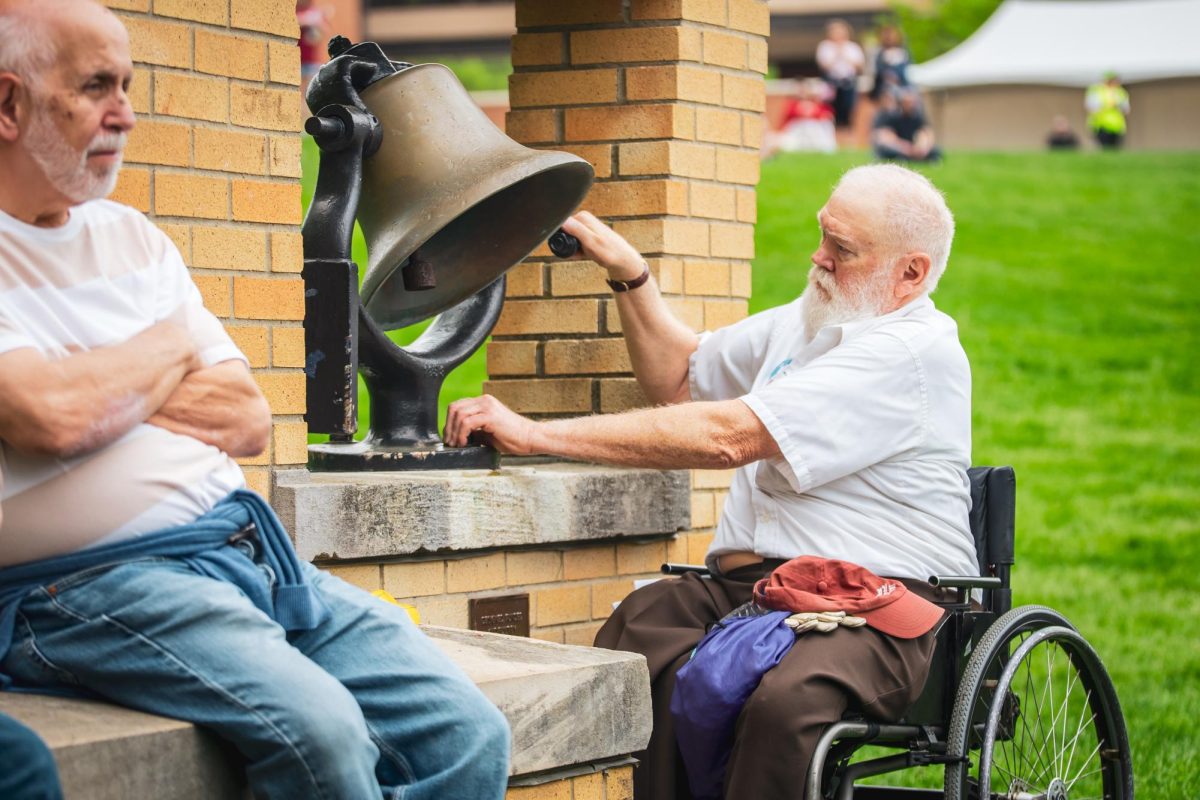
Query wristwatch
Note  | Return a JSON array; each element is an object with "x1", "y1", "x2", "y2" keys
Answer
[{"x1": 605, "y1": 262, "x2": 651, "y2": 293}]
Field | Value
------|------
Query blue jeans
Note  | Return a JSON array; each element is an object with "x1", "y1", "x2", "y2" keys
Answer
[
  {"x1": 1, "y1": 555, "x2": 510, "y2": 800},
  {"x1": 0, "y1": 712, "x2": 63, "y2": 800}
]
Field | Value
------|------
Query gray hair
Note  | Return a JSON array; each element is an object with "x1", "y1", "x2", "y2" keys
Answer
[
  {"x1": 0, "y1": 4, "x2": 58, "y2": 90},
  {"x1": 834, "y1": 164, "x2": 955, "y2": 293}
]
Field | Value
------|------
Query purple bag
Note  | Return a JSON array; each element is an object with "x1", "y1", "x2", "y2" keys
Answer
[{"x1": 669, "y1": 610, "x2": 795, "y2": 800}]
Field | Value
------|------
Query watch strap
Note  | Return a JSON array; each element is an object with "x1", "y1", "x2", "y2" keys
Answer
[{"x1": 606, "y1": 263, "x2": 651, "y2": 293}]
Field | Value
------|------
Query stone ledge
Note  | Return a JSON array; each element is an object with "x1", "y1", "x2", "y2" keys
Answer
[
  {"x1": 0, "y1": 625, "x2": 651, "y2": 799},
  {"x1": 425, "y1": 626, "x2": 650, "y2": 776},
  {"x1": 272, "y1": 461, "x2": 691, "y2": 561},
  {"x1": 0, "y1": 693, "x2": 240, "y2": 800}
]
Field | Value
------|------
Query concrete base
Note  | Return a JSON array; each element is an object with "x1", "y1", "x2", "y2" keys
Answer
[
  {"x1": 0, "y1": 626, "x2": 651, "y2": 799},
  {"x1": 0, "y1": 693, "x2": 243, "y2": 799},
  {"x1": 272, "y1": 460, "x2": 691, "y2": 561}
]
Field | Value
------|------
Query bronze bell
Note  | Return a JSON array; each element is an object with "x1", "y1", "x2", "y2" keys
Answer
[{"x1": 355, "y1": 63, "x2": 593, "y2": 331}]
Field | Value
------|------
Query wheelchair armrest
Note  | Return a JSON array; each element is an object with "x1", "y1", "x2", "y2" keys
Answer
[
  {"x1": 928, "y1": 575, "x2": 1002, "y2": 590},
  {"x1": 929, "y1": 574, "x2": 1003, "y2": 607},
  {"x1": 661, "y1": 563, "x2": 711, "y2": 576}
]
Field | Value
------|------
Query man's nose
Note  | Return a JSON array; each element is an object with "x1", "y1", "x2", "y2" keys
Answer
[
  {"x1": 107, "y1": 92, "x2": 136, "y2": 133},
  {"x1": 811, "y1": 244, "x2": 833, "y2": 270}
]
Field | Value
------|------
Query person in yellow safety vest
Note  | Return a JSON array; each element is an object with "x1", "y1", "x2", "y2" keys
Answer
[{"x1": 1085, "y1": 71, "x2": 1131, "y2": 149}]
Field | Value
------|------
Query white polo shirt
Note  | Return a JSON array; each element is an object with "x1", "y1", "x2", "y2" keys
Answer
[{"x1": 690, "y1": 294, "x2": 979, "y2": 581}]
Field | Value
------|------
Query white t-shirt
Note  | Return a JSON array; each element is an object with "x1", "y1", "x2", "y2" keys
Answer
[
  {"x1": 689, "y1": 294, "x2": 979, "y2": 581},
  {"x1": 816, "y1": 40, "x2": 865, "y2": 83},
  {"x1": 0, "y1": 200, "x2": 247, "y2": 567}
]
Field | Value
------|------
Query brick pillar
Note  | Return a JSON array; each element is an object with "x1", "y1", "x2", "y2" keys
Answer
[
  {"x1": 492, "y1": 0, "x2": 769, "y2": 555},
  {"x1": 104, "y1": 0, "x2": 306, "y2": 499}
]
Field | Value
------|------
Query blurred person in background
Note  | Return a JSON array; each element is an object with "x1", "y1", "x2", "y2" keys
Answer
[
  {"x1": 816, "y1": 19, "x2": 865, "y2": 129},
  {"x1": 1085, "y1": 71, "x2": 1130, "y2": 149},
  {"x1": 1046, "y1": 115, "x2": 1080, "y2": 150},
  {"x1": 870, "y1": 24, "x2": 911, "y2": 102},
  {"x1": 764, "y1": 78, "x2": 837, "y2": 156},
  {"x1": 872, "y1": 89, "x2": 941, "y2": 163}
]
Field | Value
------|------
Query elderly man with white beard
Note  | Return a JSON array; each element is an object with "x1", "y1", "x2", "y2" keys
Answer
[
  {"x1": 444, "y1": 164, "x2": 978, "y2": 800},
  {"x1": 0, "y1": 2, "x2": 513, "y2": 798}
]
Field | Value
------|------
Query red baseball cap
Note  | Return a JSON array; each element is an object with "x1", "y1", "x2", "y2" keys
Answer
[{"x1": 753, "y1": 557, "x2": 944, "y2": 639}]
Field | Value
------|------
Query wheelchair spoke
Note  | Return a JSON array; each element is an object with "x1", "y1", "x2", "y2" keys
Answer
[
  {"x1": 1060, "y1": 688, "x2": 1097, "y2": 786},
  {"x1": 1022, "y1": 650, "x2": 1056, "y2": 787},
  {"x1": 1066, "y1": 742, "x2": 1104, "y2": 789}
]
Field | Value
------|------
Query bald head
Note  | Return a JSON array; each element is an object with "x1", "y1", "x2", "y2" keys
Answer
[
  {"x1": 0, "y1": 0, "x2": 133, "y2": 221},
  {"x1": 0, "y1": 1, "x2": 124, "y2": 88},
  {"x1": 831, "y1": 164, "x2": 955, "y2": 293}
]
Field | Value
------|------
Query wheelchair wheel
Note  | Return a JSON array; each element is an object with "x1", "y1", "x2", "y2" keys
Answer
[{"x1": 945, "y1": 606, "x2": 1132, "y2": 800}]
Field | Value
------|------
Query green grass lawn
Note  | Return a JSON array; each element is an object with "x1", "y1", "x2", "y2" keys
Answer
[{"x1": 303, "y1": 146, "x2": 1200, "y2": 794}]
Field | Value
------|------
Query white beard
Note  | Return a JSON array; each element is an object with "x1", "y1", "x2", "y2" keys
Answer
[
  {"x1": 799, "y1": 266, "x2": 894, "y2": 341},
  {"x1": 25, "y1": 105, "x2": 125, "y2": 204}
]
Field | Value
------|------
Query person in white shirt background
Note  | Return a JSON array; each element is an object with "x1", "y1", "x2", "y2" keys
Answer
[{"x1": 816, "y1": 18, "x2": 866, "y2": 129}]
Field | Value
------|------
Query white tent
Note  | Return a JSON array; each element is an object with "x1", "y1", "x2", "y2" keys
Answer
[
  {"x1": 909, "y1": 0, "x2": 1200, "y2": 88},
  {"x1": 905, "y1": 0, "x2": 1200, "y2": 149}
]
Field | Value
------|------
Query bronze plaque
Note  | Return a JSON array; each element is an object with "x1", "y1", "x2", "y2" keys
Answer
[{"x1": 469, "y1": 594, "x2": 530, "y2": 637}]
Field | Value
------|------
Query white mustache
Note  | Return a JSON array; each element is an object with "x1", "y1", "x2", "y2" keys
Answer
[{"x1": 87, "y1": 132, "x2": 127, "y2": 155}]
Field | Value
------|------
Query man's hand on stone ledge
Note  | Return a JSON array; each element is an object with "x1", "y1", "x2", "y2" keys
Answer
[{"x1": 444, "y1": 394, "x2": 538, "y2": 455}]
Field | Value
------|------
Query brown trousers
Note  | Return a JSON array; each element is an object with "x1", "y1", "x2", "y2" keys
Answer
[{"x1": 594, "y1": 563, "x2": 944, "y2": 800}]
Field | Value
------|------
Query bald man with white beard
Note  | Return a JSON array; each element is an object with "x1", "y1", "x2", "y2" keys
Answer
[
  {"x1": 0, "y1": 3, "x2": 511, "y2": 798},
  {"x1": 445, "y1": 164, "x2": 979, "y2": 799}
]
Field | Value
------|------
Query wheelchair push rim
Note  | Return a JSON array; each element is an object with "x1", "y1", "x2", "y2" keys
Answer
[{"x1": 945, "y1": 606, "x2": 1132, "y2": 800}]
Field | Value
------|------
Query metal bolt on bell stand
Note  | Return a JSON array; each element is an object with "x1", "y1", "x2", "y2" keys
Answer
[{"x1": 301, "y1": 37, "x2": 593, "y2": 471}]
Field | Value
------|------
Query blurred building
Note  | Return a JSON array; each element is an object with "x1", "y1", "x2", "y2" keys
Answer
[
  {"x1": 317, "y1": 0, "x2": 905, "y2": 71},
  {"x1": 909, "y1": 0, "x2": 1200, "y2": 150}
]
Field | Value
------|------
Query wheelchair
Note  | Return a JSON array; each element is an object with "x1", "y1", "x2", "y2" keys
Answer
[{"x1": 663, "y1": 467, "x2": 1133, "y2": 800}]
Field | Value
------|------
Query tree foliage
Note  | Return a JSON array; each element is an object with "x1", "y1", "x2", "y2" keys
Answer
[{"x1": 889, "y1": 0, "x2": 1005, "y2": 63}]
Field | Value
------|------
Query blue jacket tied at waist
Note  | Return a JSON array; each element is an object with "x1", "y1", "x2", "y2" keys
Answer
[{"x1": 0, "y1": 490, "x2": 330, "y2": 690}]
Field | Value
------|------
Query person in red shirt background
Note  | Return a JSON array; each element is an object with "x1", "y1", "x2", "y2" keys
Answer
[
  {"x1": 296, "y1": 0, "x2": 332, "y2": 90},
  {"x1": 764, "y1": 78, "x2": 837, "y2": 156}
]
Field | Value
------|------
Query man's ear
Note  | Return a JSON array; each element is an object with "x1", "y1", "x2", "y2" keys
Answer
[
  {"x1": 894, "y1": 252, "x2": 932, "y2": 300},
  {"x1": 0, "y1": 73, "x2": 23, "y2": 143}
]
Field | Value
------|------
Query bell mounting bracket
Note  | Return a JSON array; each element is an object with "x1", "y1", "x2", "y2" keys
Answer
[{"x1": 301, "y1": 39, "x2": 503, "y2": 471}]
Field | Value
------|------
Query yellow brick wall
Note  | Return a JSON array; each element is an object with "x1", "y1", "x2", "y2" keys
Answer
[
  {"x1": 104, "y1": 0, "x2": 305, "y2": 498},
  {"x1": 326, "y1": 529, "x2": 714, "y2": 645},
  {"x1": 488, "y1": 0, "x2": 770, "y2": 596},
  {"x1": 506, "y1": 765, "x2": 633, "y2": 800}
]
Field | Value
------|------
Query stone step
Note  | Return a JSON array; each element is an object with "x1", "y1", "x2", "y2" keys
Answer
[{"x1": 0, "y1": 626, "x2": 650, "y2": 799}]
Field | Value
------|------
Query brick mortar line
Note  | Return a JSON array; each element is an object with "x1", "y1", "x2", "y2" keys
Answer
[
  {"x1": 113, "y1": 9, "x2": 302, "y2": 45},
  {"x1": 512, "y1": 100, "x2": 764, "y2": 113},
  {"x1": 506, "y1": 67, "x2": 758, "y2": 85},
  {"x1": 133, "y1": 117, "x2": 303, "y2": 136},
  {"x1": 538, "y1": 213, "x2": 759, "y2": 223},
  {"x1": 511, "y1": 62, "x2": 766, "y2": 78},
  {"x1": 138, "y1": 165, "x2": 301, "y2": 184},
  {"x1": 153, "y1": 218, "x2": 300, "y2": 232},
  {"x1": 545, "y1": 136, "x2": 762, "y2": 150},
  {"x1": 137, "y1": 62, "x2": 303, "y2": 88},
  {"x1": 515, "y1": 20, "x2": 766, "y2": 36},
  {"x1": 150, "y1": 215, "x2": 302, "y2": 231}
]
